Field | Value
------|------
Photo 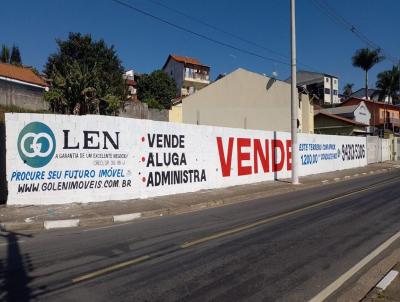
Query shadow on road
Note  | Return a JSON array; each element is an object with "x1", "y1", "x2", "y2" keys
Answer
[{"x1": 0, "y1": 230, "x2": 34, "y2": 302}]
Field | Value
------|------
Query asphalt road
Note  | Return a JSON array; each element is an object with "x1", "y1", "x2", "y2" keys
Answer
[{"x1": 2, "y1": 170, "x2": 400, "y2": 302}]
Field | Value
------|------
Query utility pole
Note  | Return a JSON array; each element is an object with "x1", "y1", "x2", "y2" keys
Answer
[{"x1": 290, "y1": 0, "x2": 299, "y2": 184}]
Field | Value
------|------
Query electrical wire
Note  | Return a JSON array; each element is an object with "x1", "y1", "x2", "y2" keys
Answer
[
  {"x1": 111, "y1": 0, "x2": 292, "y2": 66},
  {"x1": 310, "y1": 0, "x2": 398, "y2": 64},
  {"x1": 146, "y1": 0, "x2": 289, "y2": 60},
  {"x1": 145, "y1": 0, "x2": 319, "y2": 71}
]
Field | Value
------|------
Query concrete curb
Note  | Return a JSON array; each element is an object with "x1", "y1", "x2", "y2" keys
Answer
[
  {"x1": 113, "y1": 213, "x2": 142, "y2": 223},
  {"x1": 376, "y1": 270, "x2": 399, "y2": 290},
  {"x1": 0, "y1": 165, "x2": 397, "y2": 232},
  {"x1": 44, "y1": 219, "x2": 80, "y2": 230}
]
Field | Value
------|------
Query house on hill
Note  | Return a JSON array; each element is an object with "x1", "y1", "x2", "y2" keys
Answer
[
  {"x1": 287, "y1": 70, "x2": 340, "y2": 106},
  {"x1": 162, "y1": 54, "x2": 210, "y2": 97}
]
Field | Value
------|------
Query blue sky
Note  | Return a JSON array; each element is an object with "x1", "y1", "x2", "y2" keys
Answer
[{"x1": 0, "y1": 0, "x2": 399, "y2": 91}]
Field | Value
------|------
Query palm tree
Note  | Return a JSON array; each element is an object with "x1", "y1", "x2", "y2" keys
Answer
[
  {"x1": 376, "y1": 66, "x2": 399, "y2": 104},
  {"x1": 352, "y1": 48, "x2": 384, "y2": 100},
  {"x1": 342, "y1": 83, "x2": 354, "y2": 98}
]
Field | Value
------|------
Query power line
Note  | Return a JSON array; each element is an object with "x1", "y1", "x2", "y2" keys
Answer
[
  {"x1": 146, "y1": 0, "x2": 289, "y2": 60},
  {"x1": 111, "y1": 0, "x2": 292, "y2": 66},
  {"x1": 145, "y1": 0, "x2": 317, "y2": 71},
  {"x1": 309, "y1": 0, "x2": 398, "y2": 64}
]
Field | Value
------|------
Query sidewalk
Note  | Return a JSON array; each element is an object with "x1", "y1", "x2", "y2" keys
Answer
[
  {"x1": 362, "y1": 263, "x2": 400, "y2": 302},
  {"x1": 1, "y1": 161, "x2": 398, "y2": 232}
]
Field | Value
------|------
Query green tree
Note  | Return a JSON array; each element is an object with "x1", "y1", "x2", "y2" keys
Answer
[
  {"x1": 342, "y1": 83, "x2": 354, "y2": 98},
  {"x1": 44, "y1": 32, "x2": 126, "y2": 115},
  {"x1": 44, "y1": 88, "x2": 67, "y2": 113},
  {"x1": 376, "y1": 66, "x2": 399, "y2": 104},
  {"x1": 103, "y1": 94, "x2": 121, "y2": 116},
  {"x1": 1, "y1": 45, "x2": 10, "y2": 63},
  {"x1": 10, "y1": 45, "x2": 22, "y2": 65},
  {"x1": 143, "y1": 97, "x2": 164, "y2": 110},
  {"x1": 352, "y1": 48, "x2": 384, "y2": 100},
  {"x1": 137, "y1": 70, "x2": 177, "y2": 109}
]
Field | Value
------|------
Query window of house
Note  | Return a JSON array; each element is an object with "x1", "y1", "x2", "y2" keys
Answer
[
  {"x1": 333, "y1": 89, "x2": 338, "y2": 95},
  {"x1": 324, "y1": 88, "x2": 331, "y2": 94},
  {"x1": 333, "y1": 79, "x2": 337, "y2": 84},
  {"x1": 325, "y1": 77, "x2": 329, "y2": 83}
]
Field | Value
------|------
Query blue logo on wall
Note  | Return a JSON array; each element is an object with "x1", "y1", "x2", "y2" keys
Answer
[{"x1": 17, "y1": 122, "x2": 56, "y2": 168}]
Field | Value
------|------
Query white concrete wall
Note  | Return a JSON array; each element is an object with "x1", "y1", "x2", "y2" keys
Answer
[
  {"x1": 367, "y1": 136, "x2": 391, "y2": 163},
  {"x1": 6, "y1": 113, "x2": 367, "y2": 205},
  {"x1": 182, "y1": 68, "x2": 313, "y2": 133},
  {"x1": 381, "y1": 139, "x2": 390, "y2": 161}
]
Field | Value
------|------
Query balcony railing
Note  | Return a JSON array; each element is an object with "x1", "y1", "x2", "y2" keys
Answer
[
  {"x1": 184, "y1": 72, "x2": 210, "y2": 82},
  {"x1": 378, "y1": 117, "x2": 400, "y2": 127}
]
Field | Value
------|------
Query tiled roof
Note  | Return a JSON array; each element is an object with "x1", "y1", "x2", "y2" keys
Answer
[
  {"x1": 315, "y1": 111, "x2": 368, "y2": 126},
  {"x1": 350, "y1": 88, "x2": 380, "y2": 99},
  {"x1": 0, "y1": 63, "x2": 47, "y2": 87},
  {"x1": 320, "y1": 105, "x2": 359, "y2": 115},
  {"x1": 171, "y1": 54, "x2": 202, "y2": 65},
  {"x1": 163, "y1": 54, "x2": 209, "y2": 70},
  {"x1": 341, "y1": 97, "x2": 400, "y2": 111}
]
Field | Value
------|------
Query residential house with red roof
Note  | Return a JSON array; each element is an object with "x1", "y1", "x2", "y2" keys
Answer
[
  {"x1": 340, "y1": 97, "x2": 400, "y2": 135},
  {"x1": 162, "y1": 54, "x2": 210, "y2": 96},
  {"x1": 0, "y1": 62, "x2": 48, "y2": 111}
]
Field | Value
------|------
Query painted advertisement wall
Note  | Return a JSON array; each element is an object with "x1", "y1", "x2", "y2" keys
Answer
[{"x1": 5, "y1": 113, "x2": 367, "y2": 205}]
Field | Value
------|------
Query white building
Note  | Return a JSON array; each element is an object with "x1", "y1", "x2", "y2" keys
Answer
[
  {"x1": 162, "y1": 54, "x2": 210, "y2": 96},
  {"x1": 289, "y1": 71, "x2": 340, "y2": 105}
]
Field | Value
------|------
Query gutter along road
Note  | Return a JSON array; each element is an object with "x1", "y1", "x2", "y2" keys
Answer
[{"x1": 2, "y1": 170, "x2": 400, "y2": 301}]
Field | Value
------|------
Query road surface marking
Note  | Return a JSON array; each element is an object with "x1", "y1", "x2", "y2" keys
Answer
[
  {"x1": 82, "y1": 221, "x2": 136, "y2": 232},
  {"x1": 309, "y1": 231, "x2": 400, "y2": 302},
  {"x1": 180, "y1": 177, "x2": 400, "y2": 249},
  {"x1": 72, "y1": 255, "x2": 150, "y2": 283},
  {"x1": 72, "y1": 175, "x2": 400, "y2": 283}
]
